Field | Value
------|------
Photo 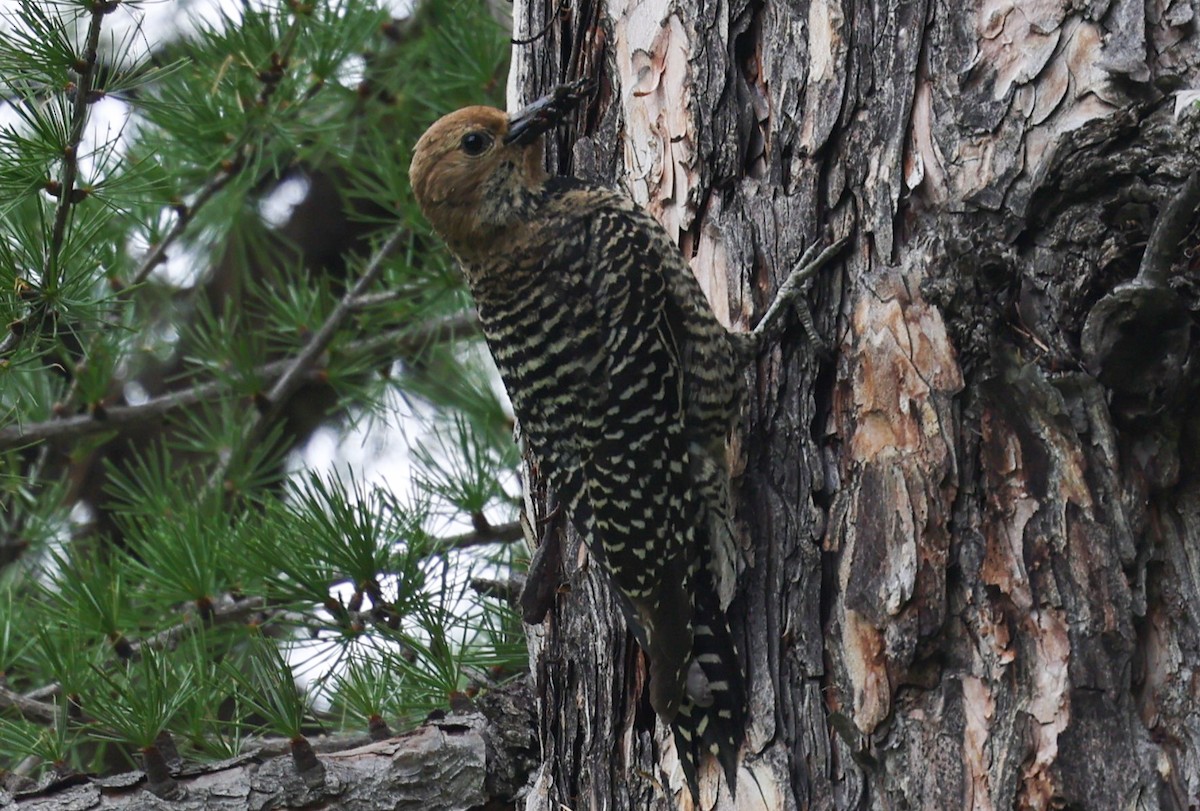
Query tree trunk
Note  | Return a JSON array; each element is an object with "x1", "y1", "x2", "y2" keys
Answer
[{"x1": 513, "y1": 1, "x2": 1200, "y2": 809}]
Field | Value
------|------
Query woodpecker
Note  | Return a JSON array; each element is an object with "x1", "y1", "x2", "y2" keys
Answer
[{"x1": 410, "y1": 82, "x2": 747, "y2": 795}]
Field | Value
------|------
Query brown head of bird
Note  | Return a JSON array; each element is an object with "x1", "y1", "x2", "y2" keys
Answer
[{"x1": 409, "y1": 81, "x2": 590, "y2": 264}]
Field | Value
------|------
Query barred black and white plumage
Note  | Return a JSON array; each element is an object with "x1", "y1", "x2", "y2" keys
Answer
[{"x1": 410, "y1": 91, "x2": 746, "y2": 798}]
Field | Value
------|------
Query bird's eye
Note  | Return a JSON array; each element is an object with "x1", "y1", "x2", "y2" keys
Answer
[{"x1": 460, "y1": 131, "x2": 493, "y2": 156}]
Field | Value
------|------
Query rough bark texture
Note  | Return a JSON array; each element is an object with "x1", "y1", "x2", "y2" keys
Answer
[
  {"x1": 0, "y1": 685, "x2": 536, "y2": 810},
  {"x1": 512, "y1": 0, "x2": 1200, "y2": 809}
]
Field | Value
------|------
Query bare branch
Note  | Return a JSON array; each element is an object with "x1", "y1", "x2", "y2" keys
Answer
[
  {"x1": 8, "y1": 516, "x2": 511, "y2": 720},
  {"x1": 0, "y1": 685, "x2": 535, "y2": 810},
  {"x1": 436, "y1": 521, "x2": 524, "y2": 551},
  {"x1": 0, "y1": 682, "x2": 58, "y2": 725}
]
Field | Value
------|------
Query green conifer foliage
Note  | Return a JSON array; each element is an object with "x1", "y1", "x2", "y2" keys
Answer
[{"x1": 0, "y1": 0, "x2": 522, "y2": 779}]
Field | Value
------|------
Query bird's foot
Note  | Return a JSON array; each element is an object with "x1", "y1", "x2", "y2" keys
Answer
[
  {"x1": 744, "y1": 234, "x2": 850, "y2": 355},
  {"x1": 519, "y1": 495, "x2": 564, "y2": 624}
]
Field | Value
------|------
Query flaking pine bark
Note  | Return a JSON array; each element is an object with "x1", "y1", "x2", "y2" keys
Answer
[{"x1": 512, "y1": 0, "x2": 1200, "y2": 809}]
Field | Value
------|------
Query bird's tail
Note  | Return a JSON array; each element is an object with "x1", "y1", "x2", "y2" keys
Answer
[{"x1": 670, "y1": 568, "x2": 745, "y2": 798}]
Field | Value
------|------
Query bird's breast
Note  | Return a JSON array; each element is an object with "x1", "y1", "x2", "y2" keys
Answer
[{"x1": 464, "y1": 256, "x2": 597, "y2": 479}]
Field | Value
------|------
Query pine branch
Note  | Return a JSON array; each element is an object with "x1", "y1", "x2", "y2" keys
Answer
[
  {"x1": 0, "y1": 2, "x2": 114, "y2": 360},
  {"x1": 126, "y1": 168, "x2": 239, "y2": 289},
  {"x1": 437, "y1": 521, "x2": 524, "y2": 551},
  {"x1": 1, "y1": 0, "x2": 519, "y2": 775},
  {"x1": 29, "y1": 0, "x2": 321, "y2": 392},
  {"x1": 204, "y1": 228, "x2": 407, "y2": 494},
  {"x1": 2, "y1": 2, "x2": 351, "y2": 552},
  {"x1": 5, "y1": 513, "x2": 518, "y2": 726},
  {"x1": 0, "y1": 311, "x2": 478, "y2": 450},
  {"x1": 5, "y1": 594, "x2": 271, "y2": 719},
  {"x1": 44, "y1": 2, "x2": 111, "y2": 290}
]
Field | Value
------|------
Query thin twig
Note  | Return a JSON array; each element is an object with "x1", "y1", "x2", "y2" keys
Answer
[
  {"x1": 0, "y1": 682, "x2": 59, "y2": 725},
  {"x1": 127, "y1": 170, "x2": 238, "y2": 289},
  {"x1": 44, "y1": 3, "x2": 109, "y2": 291},
  {"x1": 0, "y1": 5, "x2": 110, "y2": 362},
  {"x1": 437, "y1": 521, "x2": 524, "y2": 551},
  {"x1": 202, "y1": 226, "x2": 403, "y2": 488},
  {"x1": 266, "y1": 231, "x2": 405, "y2": 413},
  {"x1": 0, "y1": 311, "x2": 478, "y2": 450},
  {"x1": 128, "y1": 596, "x2": 268, "y2": 657},
  {"x1": 349, "y1": 289, "x2": 408, "y2": 310}
]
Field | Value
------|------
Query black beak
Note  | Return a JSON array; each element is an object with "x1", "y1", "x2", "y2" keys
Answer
[{"x1": 504, "y1": 78, "x2": 592, "y2": 146}]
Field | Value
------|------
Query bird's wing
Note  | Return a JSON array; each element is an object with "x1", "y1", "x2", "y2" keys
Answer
[
  {"x1": 564, "y1": 197, "x2": 697, "y2": 722},
  {"x1": 528, "y1": 188, "x2": 744, "y2": 793}
]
